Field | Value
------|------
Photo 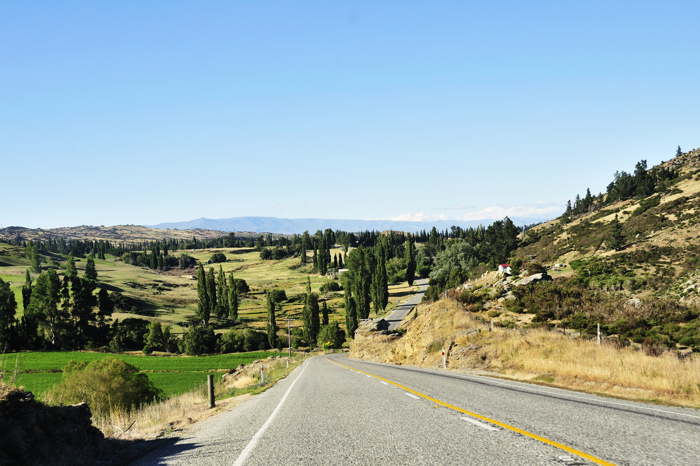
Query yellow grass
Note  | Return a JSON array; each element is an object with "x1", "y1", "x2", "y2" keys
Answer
[
  {"x1": 97, "y1": 354, "x2": 312, "y2": 439},
  {"x1": 351, "y1": 298, "x2": 700, "y2": 408}
]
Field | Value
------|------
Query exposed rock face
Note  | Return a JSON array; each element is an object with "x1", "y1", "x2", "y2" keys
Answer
[
  {"x1": 513, "y1": 272, "x2": 552, "y2": 287},
  {"x1": 0, "y1": 384, "x2": 104, "y2": 465}
]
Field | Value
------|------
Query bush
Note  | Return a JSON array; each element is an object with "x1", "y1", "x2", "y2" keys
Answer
[
  {"x1": 259, "y1": 248, "x2": 272, "y2": 260},
  {"x1": 317, "y1": 322, "x2": 346, "y2": 349},
  {"x1": 319, "y1": 281, "x2": 342, "y2": 293},
  {"x1": 233, "y1": 278, "x2": 250, "y2": 294},
  {"x1": 46, "y1": 358, "x2": 162, "y2": 416},
  {"x1": 178, "y1": 254, "x2": 197, "y2": 269},
  {"x1": 268, "y1": 289, "x2": 287, "y2": 303},
  {"x1": 210, "y1": 253, "x2": 227, "y2": 263}
]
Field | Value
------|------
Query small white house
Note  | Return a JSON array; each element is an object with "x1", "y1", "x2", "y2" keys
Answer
[{"x1": 498, "y1": 264, "x2": 511, "y2": 275}]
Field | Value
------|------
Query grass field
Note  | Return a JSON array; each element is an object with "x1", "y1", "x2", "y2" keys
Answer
[{"x1": 1, "y1": 350, "x2": 288, "y2": 398}]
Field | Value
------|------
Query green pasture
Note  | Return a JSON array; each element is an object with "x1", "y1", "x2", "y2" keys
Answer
[{"x1": 2, "y1": 350, "x2": 288, "y2": 399}]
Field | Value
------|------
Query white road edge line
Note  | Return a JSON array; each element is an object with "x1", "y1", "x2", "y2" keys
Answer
[
  {"x1": 405, "y1": 393, "x2": 420, "y2": 400},
  {"x1": 380, "y1": 381, "x2": 389, "y2": 385},
  {"x1": 232, "y1": 361, "x2": 310, "y2": 466},
  {"x1": 461, "y1": 416, "x2": 499, "y2": 431}
]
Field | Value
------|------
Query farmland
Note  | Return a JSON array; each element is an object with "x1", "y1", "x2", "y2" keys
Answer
[{"x1": 1, "y1": 351, "x2": 288, "y2": 398}]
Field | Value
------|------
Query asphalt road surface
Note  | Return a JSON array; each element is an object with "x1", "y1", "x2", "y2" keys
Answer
[
  {"x1": 132, "y1": 354, "x2": 700, "y2": 465},
  {"x1": 383, "y1": 278, "x2": 428, "y2": 330}
]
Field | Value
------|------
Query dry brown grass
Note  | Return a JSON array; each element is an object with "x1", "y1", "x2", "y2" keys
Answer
[
  {"x1": 96, "y1": 354, "x2": 312, "y2": 440},
  {"x1": 350, "y1": 298, "x2": 700, "y2": 408}
]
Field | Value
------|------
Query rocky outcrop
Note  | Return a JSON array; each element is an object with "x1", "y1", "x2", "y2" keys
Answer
[{"x1": 0, "y1": 383, "x2": 104, "y2": 465}]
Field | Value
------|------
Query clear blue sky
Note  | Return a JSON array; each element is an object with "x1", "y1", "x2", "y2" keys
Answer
[{"x1": 2, "y1": 1, "x2": 699, "y2": 229}]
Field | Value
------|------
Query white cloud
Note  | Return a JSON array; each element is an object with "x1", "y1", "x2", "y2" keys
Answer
[
  {"x1": 456, "y1": 202, "x2": 564, "y2": 221},
  {"x1": 377, "y1": 202, "x2": 564, "y2": 223}
]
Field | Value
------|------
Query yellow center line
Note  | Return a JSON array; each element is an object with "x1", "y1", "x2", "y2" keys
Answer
[{"x1": 328, "y1": 358, "x2": 615, "y2": 466}]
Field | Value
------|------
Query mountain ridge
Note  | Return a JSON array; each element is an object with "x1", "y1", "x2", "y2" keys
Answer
[{"x1": 147, "y1": 216, "x2": 546, "y2": 235}]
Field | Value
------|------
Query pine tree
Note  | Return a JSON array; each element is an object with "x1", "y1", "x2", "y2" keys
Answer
[
  {"x1": 65, "y1": 253, "x2": 77, "y2": 278},
  {"x1": 266, "y1": 291, "x2": 279, "y2": 349},
  {"x1": 609, "y1": 215, "x2": 624, "y2": 251},
  {"x1": 228, "y1": 272, "x2": 238, "y2": 322},
  {"x1": 196, "y1": 264, "x2": 210, "y2": 327},
  {"x1": 677, "y1": 145, "x2": 682, "y2": 157},
  {"x1": 84, "y1": 256, "x2": 98, "y2": 283},
  {"x1": 0, "y1": 278, "x2": 17, "y2": 350}
]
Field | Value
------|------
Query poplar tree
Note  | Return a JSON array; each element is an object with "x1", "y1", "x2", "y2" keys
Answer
[
  {"x1": 228, "y1": 272, "x2": 238, "y2": 322},
  {"x1": 405, "y1": 236, "x2": 416, "y2": 286},
  {"x1": 321, "y1": 300, "x2": 329, "y2": 326},
  {"x1": 207, "y1": 267, "x2": 217, "y2": 315},
  {"x1": 196, "y1": 264, "x2": 210, "y2": 327},
  {"x1": 22, "y1": 269, "x2": 32, "y2": 312},
  {"x1": 27, "y1": 241, "x2": 40, "y2": 273},
  {"x1": 344, "y1": 287, "x2": 358, "y2": 339},
  {"x1": 266, "y1": 291, "x2": 278, "y2": 348},
  {"x1": 216, "y1": 265, "x2": 228, "y2": 318}
]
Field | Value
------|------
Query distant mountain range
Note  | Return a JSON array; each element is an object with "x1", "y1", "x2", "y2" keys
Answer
[{"x1": 148, "y1": 216, "x2": 546, "y2": 235}]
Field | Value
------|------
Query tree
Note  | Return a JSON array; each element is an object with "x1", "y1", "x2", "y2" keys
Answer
[
  {"x1": 27, "y1": 241, "x2": 40, "y2": 273},
  {"x1": 84, "y1": 256, "x2": 98, "y2": 283},
  {"x1": 145, "y1": 321, "x2": 164, "y2": 352},
  {"x1": 21, "y1": 269, "x2": 32, "y2": 312},
  {"x1": 344, "y1": 287, "x2": 358, "y2": 339},
  {"x1": 46, "y1": 357, "x2": 162, "y2": 416},
  {"x1": 0, "y1": 278, "x2": 17, "y2": 349},
  {"x1": 28, "y1": 268, "x2": 64, "y2": 347},
  {"x1": 228, "y1": 272, "x2": 238, "y2": 322},
  {"x1": 609, "y1": 214, "x2": 624, "y2": 251},
  {"x1": 317, "y1": 322, "x2": 346, "y2": 349},
  {"x1": 321, "y1": 300, "x2": 329, "y2": 326},
  {"x1": 300, "y1": 231, "x2": 309, "y2": 264},
  {"x1": 266, "y1": 291, "x2": 279, "y2": 349},
  {"x1": 97, "y1": 288, "x2": 113, "y2": 327},
  {"x1": 216, "y1": 265, "x2": 228, "y2": 318},
  {"x1": 510, "y1": 258, "x2": 523, "y2": 276},
  {"x1": 207, "y1": 267, "x2": 217, "y2": 315},
  {"x1": 70, "y1": 276, "x2": 98, "y2": 344},
  {"x1": 405, "y1": 236, "x2": 416, "y2": 286},
  {"x1": 65, "y1": 253, "x2": 77, "y2": 278},
  {"x1": 196, "y1": 264, "x2": 210, "y2": 327},
  {"x1": 677, "y1": 145, "x2": 682, "y2": 157}
]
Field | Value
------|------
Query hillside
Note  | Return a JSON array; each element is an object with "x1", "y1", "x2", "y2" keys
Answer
[
  {"x1": 0, "y1": 225, "x2": 233, "y2": 244},
  {"x1": 351, "y1": 146, "x2": 700, "y2": 407}
]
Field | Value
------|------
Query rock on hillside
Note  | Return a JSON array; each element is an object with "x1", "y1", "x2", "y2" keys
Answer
[{"x1": 0, "y1": 383, "x2": 104, "y2": 465}]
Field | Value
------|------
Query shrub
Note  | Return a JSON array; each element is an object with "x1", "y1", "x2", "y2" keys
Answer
[
  {"x1": 259, "y1": 248, "x2": 272, "y2": 260},
  {"x1": 46, "y1": 357, "x2": 162, "y2": 416},
  {"x1": 526, "y1": 263, "x2": 545, "y2": 275},
  {"x1": 317, "y1": 322, "x2": 346, "y2": 349},
  {"x1": 210, "y1": 253, "x2": 227, "y2": 263},
  {"x1": 268, "y1": 289, "x2": 287, "y2": 303},
  {"x1": 319, "y1": 281, "x2": 342, "y2": 293}
]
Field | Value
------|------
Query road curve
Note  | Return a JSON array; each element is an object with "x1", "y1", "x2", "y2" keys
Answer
[
  {"x1": 383, "y1": 278, "x2": 429, "y2": 330},
  {"x1": 131, "y1": 354, "x2": 700, "y2": 465}
]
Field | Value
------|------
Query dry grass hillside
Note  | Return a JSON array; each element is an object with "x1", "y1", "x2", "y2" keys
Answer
[
  {"x1": 0, "y1": 225, "x2": 235, "y2": 243},
  {"x1": 350, "y1": 298, "x2": 700, "y2": 408}
]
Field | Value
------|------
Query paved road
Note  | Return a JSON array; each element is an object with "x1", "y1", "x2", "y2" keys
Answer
[
  {"x1": 132, "y1": 354, "x2": 700, "y2": 465},
  {"x1": 383, "y1": 278, "x2": 428, "y2": 330}
]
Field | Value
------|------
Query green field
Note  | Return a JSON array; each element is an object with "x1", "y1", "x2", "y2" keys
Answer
[{"x1": 2, "y1": 351, "x2": 287, "y2": 398}]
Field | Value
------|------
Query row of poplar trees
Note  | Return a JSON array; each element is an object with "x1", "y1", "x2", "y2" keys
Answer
[
  {"x1": 195, "y1": 264, "x2": 239, "y2": 327},
  {"x1": 342, "y1": 236, "x2": 416, "y2": 337}
]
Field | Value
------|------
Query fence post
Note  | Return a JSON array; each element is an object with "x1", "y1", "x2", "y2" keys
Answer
[
  {"x1": 489, "y1": 320, "x2": 493, "y2": 332},
  {"x1": 442, "y1": 348, "x2": 446, "y2": 369},
  {"x1": 207, "y1": 374, "x2": 215, "y2": 409},
  {"x1": 597, "y1": 323, "x2": 601, "y2": 345},
  {"x1": 260, "y1": 364, "x2": 264, "y2": 384}
]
